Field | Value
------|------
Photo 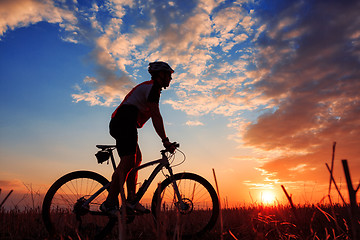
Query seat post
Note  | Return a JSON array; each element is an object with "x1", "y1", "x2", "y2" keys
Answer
[{"x1": 109, "y1": 150, "x2": 117, "y2": 170}]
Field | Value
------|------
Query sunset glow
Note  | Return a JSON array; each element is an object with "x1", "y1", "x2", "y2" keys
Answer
[
  {"x1": 1, "y1": 0, "x2": 359, "y2": 208},
  {"x1": 260, "y1": 191, "x2": 276, "y2": 205}
]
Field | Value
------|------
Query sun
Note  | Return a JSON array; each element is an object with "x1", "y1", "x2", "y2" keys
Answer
[{"x1": 261, "y1": 190, "x2": 276, "y2": 205}]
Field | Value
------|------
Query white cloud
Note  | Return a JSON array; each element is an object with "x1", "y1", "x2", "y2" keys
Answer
[
  {"x1": 83, "y1": 76, "x2": 98, "y2": 83},
  {"x1": 212, "y1": 6, "x2": 243, "y2": 35},
  {"x1": 198, "y1": 0, "x2": 222, "y2": 14},
  {"x1": 106, "y1": 0, "x2": 134, "y2": 18},
  {"x1": 288, "y1": 164, "x2": 307, "y2": 172},
  {"x1": 234, "y1": 33, "x2": 248, "y2": 43},
  {"x1": 59, "y1": 0, "x2": 263, "y2": 108},
  {"x1": 0, "y1": 0, "x2": 77, "y2": 37},
  {"x1": 185, "y1": 120, "x2": 204, "y2": 126}
]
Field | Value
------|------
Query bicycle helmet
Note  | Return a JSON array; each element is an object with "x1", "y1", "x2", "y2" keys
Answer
[{"x1": 148, "y1": 61, "x2": 174, "y2": 73}]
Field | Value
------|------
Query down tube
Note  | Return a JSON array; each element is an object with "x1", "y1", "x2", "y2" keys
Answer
[{"x1": 134, "y1": 162, "x2": 164, "y2": 202}]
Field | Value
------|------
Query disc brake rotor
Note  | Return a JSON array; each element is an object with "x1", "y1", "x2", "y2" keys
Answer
[{"x1": 176, "y1": 198, "x2": 193, "y2": 214}]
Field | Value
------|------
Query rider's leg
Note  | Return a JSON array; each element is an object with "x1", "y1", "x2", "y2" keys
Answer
[
  {"x1": 125, "y1": 145, "x2": 149, "y2": 213},
  {"x1": 105, "y1": 105, "x2": 138, "y2": 208},
  {"x1": 126, "y1": 145, "x2": 142, "y2": 201},
  {"x1": 106, "y1": 154, "x2": 136, "y2": 205}
]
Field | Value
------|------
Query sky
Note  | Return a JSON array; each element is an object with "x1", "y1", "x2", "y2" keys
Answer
[{"x1": 1, "y1": 0, "x2": 359, "y2": 207}]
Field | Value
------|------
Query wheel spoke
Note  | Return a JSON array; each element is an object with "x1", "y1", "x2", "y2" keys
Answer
[
  {"x1": 42, "y1": 171, "x2": 116, "y2": 239},
  {"x1": 152, "y1": 173, "x2": 219, "y2": 238}
]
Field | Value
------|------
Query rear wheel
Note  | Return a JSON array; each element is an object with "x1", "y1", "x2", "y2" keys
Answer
[
  {"x1": 42, "y1": 171, "x2": 116, "y2": 240},
  {"x1": 151, "y1": 172, "x2": 219, "y2": 239}
]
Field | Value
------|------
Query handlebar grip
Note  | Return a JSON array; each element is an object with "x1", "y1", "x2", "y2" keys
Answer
[{"x1": 162, "y1": 142, "x2": 179, "y2": 154}]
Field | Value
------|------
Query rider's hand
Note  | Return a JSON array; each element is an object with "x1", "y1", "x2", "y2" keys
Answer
[{"x1": 162, "y1": 138, "x2": 176, "y2": 153}]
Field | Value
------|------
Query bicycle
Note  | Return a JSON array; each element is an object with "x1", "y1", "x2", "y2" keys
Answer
[{"x1": 42, "y1": 144, "x2": 219, "y2": 239}]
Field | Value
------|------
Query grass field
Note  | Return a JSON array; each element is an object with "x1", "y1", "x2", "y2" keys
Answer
[{"x1": 0, "y1": 203, "x2": 357, "y2": 240}]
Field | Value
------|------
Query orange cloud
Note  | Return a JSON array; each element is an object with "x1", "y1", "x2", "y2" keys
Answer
[
  {"x1": 0, "y1": 179, "x2": 25, "y2": 191},
  {"x1": 241, "y1": 0, "x2": 360, "y2": 191}
]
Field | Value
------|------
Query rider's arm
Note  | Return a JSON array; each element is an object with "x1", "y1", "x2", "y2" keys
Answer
[
  {"x1": 148, "y1": 102, "x2": 176, "y2": 152},
  {"x1": 147, "y1": 85, "x2": 175, "y2": 151},
  {"x1": 148, "y1": 102, "x2": 167, "y2": 141}
]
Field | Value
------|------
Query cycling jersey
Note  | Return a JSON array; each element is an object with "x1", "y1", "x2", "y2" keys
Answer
[{"x1": 111, "y1": 80, "x2": 161, "y2": 128}]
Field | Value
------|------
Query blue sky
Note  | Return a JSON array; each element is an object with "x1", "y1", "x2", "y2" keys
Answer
[{"x1": 1, "y1": 0, "x2": 360, "y2": 206}]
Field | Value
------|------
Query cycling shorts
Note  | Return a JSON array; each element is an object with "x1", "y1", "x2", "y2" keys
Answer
[{"x1": 109, "y1": 105, "x2": 138, "y2": 156}]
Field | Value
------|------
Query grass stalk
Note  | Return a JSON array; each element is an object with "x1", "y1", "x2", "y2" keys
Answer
[
  {"x1": 0, "y1": 189, "x2": 13, "y2": 208},
  {"x1": 212, "y1": 168, "x2": 223, "y2": 240},
  {"x1": 155, "y1": 182, "x2": 167, "y2": 240},
  {"x1": 281, "y1": 185, "x2": 307, "y2": 239},
  {"x1": 228, "y1": 229, "x2": 239, "y2": 240},
  {"x1": 325, "y1": 163, "x2": 346, "y2": 205},
  {"x1": 118, "y1": 187, "x2": 127, "y2": 240},
  {"x1": 328, "y1": 142, "x2": 336, "y2": 196},
  {"x1": 280, "y1": 185, "x2": 296, "y2": 214},
  {"x1": 327, "y1": 195, "x2": 344, "y2": 236},
  {"x1": 341, "y1": 159, "x2": 359, "y2": 239}
]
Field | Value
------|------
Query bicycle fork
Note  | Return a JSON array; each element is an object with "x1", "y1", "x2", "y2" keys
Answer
[{"x1": 165, "y1": 165, "x2": 188, "y2": 211}]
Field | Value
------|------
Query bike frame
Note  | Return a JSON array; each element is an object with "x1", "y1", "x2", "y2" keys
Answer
[
  {"x1": 84, "y1": 147, "x2": 184, "y2": 211},
  {"x1": 131, "y1": 150, "x2": 184, "y2": 207}
]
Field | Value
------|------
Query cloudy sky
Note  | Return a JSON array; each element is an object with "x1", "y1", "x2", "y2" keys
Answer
[{"x1": 1, "y1": 0, "x2": 359, "y2": 206}]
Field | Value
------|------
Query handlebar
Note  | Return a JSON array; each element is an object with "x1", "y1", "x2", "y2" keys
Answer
[
  {"x1": 172, "y1": 142, "x2": 180, "y2": 148},
  {"x1": 161, "y1": 142, "x2": 180, "y2": 154}
]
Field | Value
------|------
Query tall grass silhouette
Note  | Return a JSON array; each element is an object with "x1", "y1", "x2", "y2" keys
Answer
[{"x1": 1, "y1": 143, "x2": 358, "y2": 239}]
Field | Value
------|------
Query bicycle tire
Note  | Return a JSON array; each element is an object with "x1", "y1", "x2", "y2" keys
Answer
[
  {"x1": 42, "y1": 171, "x2": 116, "y2": 240},
  {"x1": 151, "y1": 172, "x2": 219, "y2": 239}
]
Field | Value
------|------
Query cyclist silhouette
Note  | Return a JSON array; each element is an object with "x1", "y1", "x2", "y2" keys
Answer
[{"x1": 101, "y1": 61, "x2": 176, "y2": 214}]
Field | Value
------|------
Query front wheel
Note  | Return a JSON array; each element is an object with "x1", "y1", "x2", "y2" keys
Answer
[
  {"x1": 42, "y1": 171, "x2": 116, "y2": 240},
  {"x1": 151, "y1": 172, "x2": 219, "y2": 239}
]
